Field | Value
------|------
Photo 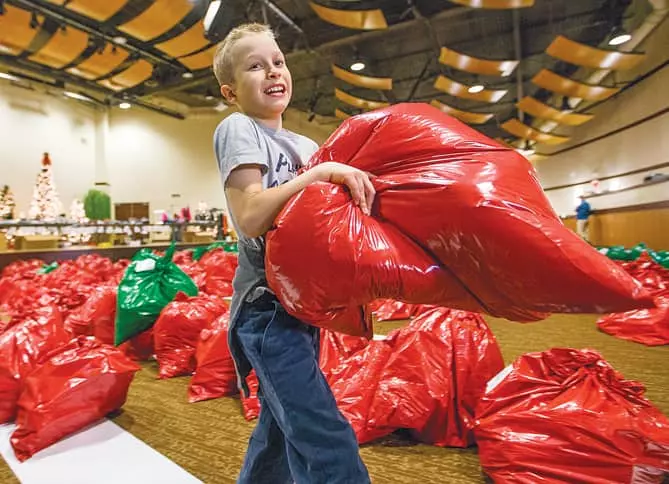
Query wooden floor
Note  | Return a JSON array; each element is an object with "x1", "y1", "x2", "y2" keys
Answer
[{"x1": 1, "y1": 313, "x2": 668, "y2": 483}]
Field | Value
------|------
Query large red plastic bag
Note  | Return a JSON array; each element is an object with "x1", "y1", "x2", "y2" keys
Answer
[
  {"x1": 474, "y1": 348, "x2": 669, "y2": 483},
  {"x1": 154, "y1": 293, "x2": 228, "y2": 379},
  {"x1": 10, "y1": 336, "x2": 139, "y2": 462},
  {"x1": 598, "y1": 292, "x2": 669, "y2": 346},
  {"x1": 188, "y1": 312, "x2": 238, "y2": 403},
  {"x1": 64, "y1": 285, "x2": 117, "y2": 340},
  {"x1": 330, "y1": 307, "x2": 503, "y2": 446},
  {"x1": 319, "y1": 329, "x2": 369, "y2": 381},
  {"x1": 198, "y1": 249, "x2": 238, "y2": 281},
  {"x1": 115, "y1": 245, "x2": 198, "y2": 345},
  {"x1": 0, "y1": 305, "x2": 68, "y2": 423},
  {"x1": 372, "y1": 299, "x2": 414, "y2": 322},
  {"x1": 266, "y1": 103, "x2": 652, "y2": 335}
]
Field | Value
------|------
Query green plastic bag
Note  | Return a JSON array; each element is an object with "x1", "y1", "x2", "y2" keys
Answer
[
  {"x1": 191, "y1": 241, "x2": 227, "y2": 261},
  {"x1": 37, "y1": 261, "x2": 59, "y2": 274},
  {"x1": 114, "y1": 244, "x2": 198, "y2": 345}
]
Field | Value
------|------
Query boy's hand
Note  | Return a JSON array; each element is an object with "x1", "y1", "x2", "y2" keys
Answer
[{"x1": 313, "y1": 162, "x2": 376, "y2": 215}]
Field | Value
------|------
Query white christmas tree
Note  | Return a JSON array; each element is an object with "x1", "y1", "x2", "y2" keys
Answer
[
  {"x1": 67, "y1": 198, "x2": 91, "y2": 244},
  {"x1": 28, "y1": 152, "x2": 62, "y2": 221},
  {"x1": 69, "y1": 198, "x2": 87, "y2": 223},
  {"x1": 0, "y1": 185, "x2": 16, "y2": 219}
]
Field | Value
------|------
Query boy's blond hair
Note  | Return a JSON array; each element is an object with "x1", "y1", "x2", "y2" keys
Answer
[{"x1": 213, "y1": 23, "x2": 275, "y2": 86}]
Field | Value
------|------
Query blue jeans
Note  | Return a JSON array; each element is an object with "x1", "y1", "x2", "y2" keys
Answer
[{"x1": 235, "y1": 295, "x2": 370, "y2": 484}]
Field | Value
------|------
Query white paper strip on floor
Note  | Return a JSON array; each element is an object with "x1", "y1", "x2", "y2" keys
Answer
[
  {"x1": 373, "y1": 334, "x2": 387, "y2": 341},
  {"x1": 0, "y1": 420, "x2": 202, "y2": 484}
]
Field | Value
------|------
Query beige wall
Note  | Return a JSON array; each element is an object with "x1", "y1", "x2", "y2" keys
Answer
[
  {"x1": 0, "y1": 81, "x2": 334, "y2": 218},
  {"x1": 535, "y1": 16, "x2": 669, "y2": 216}
]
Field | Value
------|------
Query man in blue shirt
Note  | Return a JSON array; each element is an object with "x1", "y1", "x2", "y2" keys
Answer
[{"x1": 575, "y1": 195, "x2": 592, "y2": 242}]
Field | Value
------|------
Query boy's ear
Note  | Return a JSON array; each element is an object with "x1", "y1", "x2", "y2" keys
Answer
[{"x1": 220, "y1": 84, "x2": 236, "y2": 103}]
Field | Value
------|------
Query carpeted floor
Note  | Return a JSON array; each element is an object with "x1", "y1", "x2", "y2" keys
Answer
[{"x1": 1, "y1": 313, "x2": 668, "y2": 483}]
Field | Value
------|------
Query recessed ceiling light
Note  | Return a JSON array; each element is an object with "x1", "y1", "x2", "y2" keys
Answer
[
  {"x1": 350, "y1": 62, "x2": 365, "y2": 72},
  {"x1": 63, "y1": 91, "x2": 92, "y2": 102},
  {"x1": 468, "y1": 84, "x2": 485, "y2": 94},
  {"x1": 182, "y1": 72, "x2": 194, "y2": 79},
  {"x1": 112, "y1": 36, "x2": 127, "y2": 45},
  {"x1": 119, "y1": 101, "x2": 131, "y2": 109},
  {"x1": 609, "y1": 32, "x2": 631, "y2": 46},
  {"x1": 0, "y1": 72, "x2": 19, "y2": 82}
]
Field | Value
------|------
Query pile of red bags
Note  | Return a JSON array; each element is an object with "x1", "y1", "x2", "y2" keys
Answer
[
  {"x1": 177, "y1": 248, "x2": 237, "y2": 297},
  {"x1": 153, "y1": 292, "x2": 228, "y2": 379},
  {"x1": 0, "y1": 304, "x2": 68, "y2": 423},
  {"x1": 266, "y1": 103, "x2": 652, "y2": 337},
  {"x1": 598, "y1": 253, "x2": 669, "y2": 345},
  {"x1": 329, "y1": 307, "x2": 504, "y2": 446},
  {"x1": 11, "y1": 337, "x2": 139, "y2": 462},
  {"x1": 188, "y1": 312, "x2": 237, "y2": 403},
  {"x1": 474, "y1": 348, "x2": 669, "y2": 483}
]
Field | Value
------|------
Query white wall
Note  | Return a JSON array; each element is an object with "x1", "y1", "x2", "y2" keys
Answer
[
  {"x1": 0, "y1": 82, "x2": 97, "y2": 216},
  {"x1": 0, "y1": 81, "x2": 334, "y2": 219},
  {"x1": 535, "y1": 15, "x2": 669, "y2": 216}
]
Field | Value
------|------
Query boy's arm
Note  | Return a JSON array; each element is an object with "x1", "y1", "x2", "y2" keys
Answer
[{"x1": 226, "y1": 162, "x2": 375, "y2": 239}]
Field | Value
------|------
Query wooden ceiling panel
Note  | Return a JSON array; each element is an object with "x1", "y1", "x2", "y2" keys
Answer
[
  {"x1": 67, "y1": 43, "x2": 130, "y2": 80},
  {"x1": 154, "y1": 23, "x2": 209, "y2": 58},
  {"x1": 430, "y1": 100, "x2": 494, "y2": 124},
  {"x1": 118, "y1": 0, "x2": 193, "y2": 42},
  {"x1": 546, "y1": 35, "x2": 646, "y2": 70},
  {"x1": 532, "y1": 69, "x2": 620, "y2": 101},
  {"x1": 335, "y1": 88, "x2": 389, "y2": 110},
  {"x1": 448, "y1": 0, "x2": 535, "y2": 8},
  {"x1": 0, "y1": 6, "x2": 40, "y2": 55},
  {"x1": 438, "y1": 47, "x2": 518, "y2": 77},
  {"x1": 97, "y1": 59, "x2": 153, "y2": 91},
  {"x1": 335, "y1": 108, "x2": 351, "y2": 120},
  {"x1": 310, "y1": 2, "x2": 388, "y2": 30},
  {"x1": 28, "y1": 26, "x2": 89, "y2": 69},
  {"x1": 516, "y1": 97, "x2": 594, "y2": 126},
  {"x1": 62, "y1": 0, "x2": 129, "y2": 22},
  {"x1": 179, "y1": 45, "x2": 217, "y2": 71},
  {"x1": 434, "y1": 75, "x2": 507, "y2": 103},
  {"x1": 331, "y1": 65, "x2": 392, "y2": 90},
  {"x1": 501, "y1": 118, "x2": 570, "y2": 145}
]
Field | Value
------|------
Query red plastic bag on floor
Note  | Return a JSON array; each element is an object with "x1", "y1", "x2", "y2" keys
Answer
[
  {"x1": 474, "y1": 348, "x2": 669, "y2": 483},
  {"x1": 0, "y1": 305, "x2": 68, "y2": 423},
  {"x1": 597, "y1": 292, "x2": 669, "y2": 346},
  {"x1": 10, "y1": 336, "x2": 139, "y2": 462},
  {"x1": 64, "y1": 285, "x2": 117, "y2": 341},
  {"x1": 199, "y1": 249, "x2": 238, "y2": 282},
  {"x1": 319, "y1": 329, "x2": 369, "y2": 382},
  {"x1": 188, "y1": 312, "x2": 238, "y2": 403},
  {"x1": 265, "y1": 103, "x2": 652, "y2": 336},
  {"x1": 241, "y1": 371, "x2": 261, "y2": 421},
  {"x1": 372, "y1": 300, "x2": 414, "y2": 321},
  {"x1": 121, "y1": 328, "x2": 154, "y2": 361},
  {"x1": 330, "y1": 307, "x2": 503, "y2": 446},
  {"x1": 618, "y1": 253, "x2": 669, "y2": 295},
  {"x1": 154, "y1": 293, "x2": 228, "y2": 379}
]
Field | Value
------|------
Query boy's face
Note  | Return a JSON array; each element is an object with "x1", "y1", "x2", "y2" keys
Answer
[{"x1": 222, "y1": 33, "x2": 292, "y2": 122}]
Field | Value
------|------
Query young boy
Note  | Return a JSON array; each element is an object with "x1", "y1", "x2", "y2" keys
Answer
[{"x1": 212, "y1": 23, "x2": 373, "y2": 483}]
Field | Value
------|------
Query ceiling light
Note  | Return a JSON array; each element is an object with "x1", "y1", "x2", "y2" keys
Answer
[
  {"x1": 119, "y1": 102, "x2": 131, "y2": 110},
  {"x1": 112, "y1": 36, "x2": 127, "y2": 45},
  {"x1": 0, "y1": 72, "x2": 19, "y2": 82},
  {"x1": 63, "y1": 91, "x2": 92, "y2": 102},
  {"x1": 203, "y1": 0, "x2": 222, "y2": 33},
  {"x1": 609, "y1": 27, "x2": 631, "y2": 46},
  {"x1": 468, "y1": 84, "x2": 485, "y2": 94},
  {"x1": 350, "y1": 62, "x2": 365, "y2": 72},
  {"x1": 182, "y1": 72, "x2": 194, "y2": 79}
]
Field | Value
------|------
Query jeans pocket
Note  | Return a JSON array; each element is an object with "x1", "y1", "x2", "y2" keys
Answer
[{"x1": 259, "y1": 302, "x2": 280, "y2": 359}]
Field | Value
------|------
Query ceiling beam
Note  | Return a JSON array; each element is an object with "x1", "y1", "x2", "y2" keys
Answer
[{"x1": 6, "y1": 0, "x2": 184, "y2": 70}]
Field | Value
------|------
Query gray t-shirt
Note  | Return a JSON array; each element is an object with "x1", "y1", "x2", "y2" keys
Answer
[{"x1": 213, "y1": 111, "x2": 319, "y2": 392}]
